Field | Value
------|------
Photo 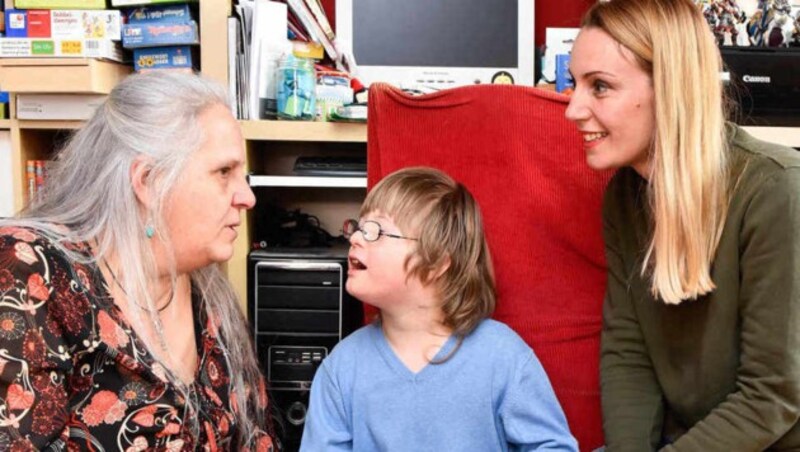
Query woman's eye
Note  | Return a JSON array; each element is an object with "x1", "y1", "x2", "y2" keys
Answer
[
  {"x1": 219, "y1": 167, "x2": 232, "y2": 176},
  {"x1": 593, "y1": 80, "x2": 609, "y2": 95}
]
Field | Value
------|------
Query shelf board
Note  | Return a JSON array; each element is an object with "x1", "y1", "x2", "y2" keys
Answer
[
  {"x1": 249, "y1": 175, "x2": 367, "y2": 188},
  {"x1": 17, "y1": 120, "x2": 85, "y2": 130},
  {"x1": 0, "y1": 120, "x2": 12, "y2": 130},
  {"x1": 240, "y1": 120, "x2": 367, "y2": 142},
  {"x1": 741, "y1": 126, "x2": 800, "y2": 148}
]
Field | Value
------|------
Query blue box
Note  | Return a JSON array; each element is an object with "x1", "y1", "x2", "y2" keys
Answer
[
  {"x1": 127, "y1": 4, "x2": 193, "y2": 24},
  {"x1": 555, "y1": 54, "x2": 574, "y2": 93},
  {"x1": 133, "y1": 45, "x2": 195, "y2": 71},
  {"x1": 122, "y1": 20, "x2": 199, "y2": 48},
  {"x1": 5, "y1": 10, "x2": 28, "y2": 38}
]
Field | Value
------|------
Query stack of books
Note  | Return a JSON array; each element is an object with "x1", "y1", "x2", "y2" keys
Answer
[
  {"x1": 25, "y1": 159, "x2": 48, "y2": 202},
  {"x1": 231, "y1": 0, "x2": 354, "y2": 120}
]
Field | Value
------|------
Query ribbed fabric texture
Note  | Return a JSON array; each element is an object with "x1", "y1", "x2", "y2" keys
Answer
[{"x1": 367, "y1": 83, "x2": 613, "y2": 451}]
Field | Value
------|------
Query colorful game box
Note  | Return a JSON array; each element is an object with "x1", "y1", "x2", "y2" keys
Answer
[
  {"x1": 133, "y1": 45, "x2": 194, "y2": 72},
  {"x1": 127, "y1": 4, "x2": 193, "y2": 24},
  {"x1": 7, "y1": 10, "x2": 122, "y2": 40},
  {"x1": 122, "y1": 20, "x2": 199, "y2": 48}
]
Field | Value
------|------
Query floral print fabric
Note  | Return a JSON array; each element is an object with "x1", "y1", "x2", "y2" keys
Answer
[{"x1": 0, "y1": 227, "x2": 275, "y2": 451}]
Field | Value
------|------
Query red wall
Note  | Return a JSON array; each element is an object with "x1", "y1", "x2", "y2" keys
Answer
[{"x1": 320, "y1": 0, "x2": 593, "y2": 50}]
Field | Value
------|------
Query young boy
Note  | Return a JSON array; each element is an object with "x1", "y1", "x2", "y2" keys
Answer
[{"x1": 300, "y1": 167, "x2": 577, "y2": 451}]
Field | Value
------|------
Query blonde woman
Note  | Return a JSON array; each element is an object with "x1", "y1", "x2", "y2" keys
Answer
[{"x1": 565, "y1": 0, "x2": 800, "y2": 450}]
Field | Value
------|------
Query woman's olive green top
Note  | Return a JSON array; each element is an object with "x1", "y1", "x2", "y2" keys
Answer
[{"x1": 601, "y1": 125, "x2": 800, "y2": 451}]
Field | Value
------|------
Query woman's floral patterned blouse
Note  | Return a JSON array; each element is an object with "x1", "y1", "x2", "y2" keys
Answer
[{"x1": 0, "y1": 226, "x2": 275, "y2": 451}]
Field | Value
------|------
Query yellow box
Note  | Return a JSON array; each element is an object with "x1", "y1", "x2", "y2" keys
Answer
[{"x1": 0, "y1": 58, "x2": 132, "y2": 94}]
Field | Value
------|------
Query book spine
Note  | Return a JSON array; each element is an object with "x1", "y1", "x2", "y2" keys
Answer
[
  {"x1": 286, "y1": 0, "x2": 337, "y2": 60},
  {"x1": 303, "y1": 0, "x2": 334, "y2": 42},
  {"x1": 26, "y1": 160, "x2": 36, "y2": 202},
  {"x1": 34, "y1": 160, "x2": 45, "y2": 194}
]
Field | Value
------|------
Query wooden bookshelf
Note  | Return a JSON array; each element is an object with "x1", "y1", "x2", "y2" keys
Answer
[
  {"x1": 0, "y1": 120, "x2": 12, "y2": 130},
  {"x1": 231, "y1": 121, "x2": 368, "y2": 304},
  {"x1": 742, "y1": 126, "x2": 800, "y2": 149}
]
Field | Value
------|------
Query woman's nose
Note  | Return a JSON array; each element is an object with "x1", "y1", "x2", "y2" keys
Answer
[
  {"x1": 565, "y1": 89, "x2": 590, "y2": 123},
  {"x1": 234, "y1": 178, "x2": 256, "y2": 209}
]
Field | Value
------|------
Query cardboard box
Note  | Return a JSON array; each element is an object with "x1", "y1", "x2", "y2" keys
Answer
[
  {"x1": 133, "y1": 45, "x2": 194, "y2": 71},
  {"x1": 16, "y1": 93, "x2": 106, "y2": 120},
  {"x1": 128, "y1": 4, "x2": 192, "y2": 24},
  {"x1": 4, "y1": 10, "x2": 122, "y2": 40},
  {"x1": 14, "y1": 0, "x2": 106, "y2": 9},
  {"x1": 0, "y1": 58, "x2": 132, "y2": 93},
  {"x1": 122, "y1": 20, "x2": 199, "y2": 48},
  {"x1": 0, "y1": 37, "x2": 126, "y2": 61},
  {"x1": 555, "y1": 54, "x2": 574, "y2": 93}
]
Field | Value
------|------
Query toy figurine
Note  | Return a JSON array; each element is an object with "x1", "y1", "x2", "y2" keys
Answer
[{"x1": 712, "y1": 0, "x2": 746, "y2": 45}]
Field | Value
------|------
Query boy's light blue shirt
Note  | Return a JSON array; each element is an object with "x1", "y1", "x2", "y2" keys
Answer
[{"x1": 300, "y1": 319, "x2": 578, "y2": 451}]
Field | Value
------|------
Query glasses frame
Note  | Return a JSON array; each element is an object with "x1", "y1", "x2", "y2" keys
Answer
[{"x1": 350, "y1": 220, "x2": 419, "y2": 242}]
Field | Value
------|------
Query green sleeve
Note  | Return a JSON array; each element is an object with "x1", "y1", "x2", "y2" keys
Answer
[
  {"x1": 663, "y1": 169, "x2": 800, "y2": 451},
  {"x1": 600, "y1": 186, "x2": 664, "y2": 452}
]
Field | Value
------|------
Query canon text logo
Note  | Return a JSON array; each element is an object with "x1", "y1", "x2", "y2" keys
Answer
[{"x1": 743, "y1": 75, "x2": 771, "y2": 84}]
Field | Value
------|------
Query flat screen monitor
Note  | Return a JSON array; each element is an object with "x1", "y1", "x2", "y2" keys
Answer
[{"x1": 336, "y1": 0, "x2": 535, "y2": 89}]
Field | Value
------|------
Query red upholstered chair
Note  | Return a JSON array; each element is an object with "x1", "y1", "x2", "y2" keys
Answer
[{"x1": 367, "y1": 83, "x2": 613, "y2": 451}]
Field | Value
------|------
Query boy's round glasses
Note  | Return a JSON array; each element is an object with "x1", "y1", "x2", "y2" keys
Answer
[{"x1": 345, "y1": 220, "x2": 419, "y2": 242}]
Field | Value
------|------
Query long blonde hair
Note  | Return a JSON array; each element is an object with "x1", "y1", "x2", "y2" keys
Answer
[
  {"x1": 584, "y1": 0, "x2": 730, "y2": 304},
  {"x1": 361, "y1": 167, "x2": 496, "y2": 337}
]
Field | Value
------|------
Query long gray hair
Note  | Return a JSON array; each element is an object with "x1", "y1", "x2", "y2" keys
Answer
[{"x1": 4, "y1": 72, "x2": 266, "y2": 445}]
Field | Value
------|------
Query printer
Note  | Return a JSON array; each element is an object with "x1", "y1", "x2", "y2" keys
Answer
[{"x1": 721, "y1": 47, "x2": 800, "y2": 127}]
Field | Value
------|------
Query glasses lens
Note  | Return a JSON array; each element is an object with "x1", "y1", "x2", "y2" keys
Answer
[{"x1": 361, "y1": 221, "x2": 381, "y2": 241}]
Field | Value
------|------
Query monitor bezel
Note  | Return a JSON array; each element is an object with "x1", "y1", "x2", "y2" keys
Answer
[{"x1": 336, "y1": 0, "x2": 535, "y2": 88}]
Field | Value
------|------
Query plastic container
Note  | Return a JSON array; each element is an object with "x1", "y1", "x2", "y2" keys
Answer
[{"x1": 276, "y1": 54, "x2": 316, "y2": 120}]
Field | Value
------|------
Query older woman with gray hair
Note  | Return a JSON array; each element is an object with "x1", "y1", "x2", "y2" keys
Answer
[{"x1": 0, "y1": 72, "x2": 275, "y2": 450}]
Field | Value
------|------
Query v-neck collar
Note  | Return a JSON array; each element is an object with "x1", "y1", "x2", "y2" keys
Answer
[{"x1": 371, "y1": 322, "x2": 458, "y2": 382}]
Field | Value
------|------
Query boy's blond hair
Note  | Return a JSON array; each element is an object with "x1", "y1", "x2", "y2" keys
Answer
[{"x1": 362, "y1": 166, "x2": 496, "y2": 337}]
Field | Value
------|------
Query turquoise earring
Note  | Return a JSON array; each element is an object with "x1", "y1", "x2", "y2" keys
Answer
[{"x1": 145, "y1": 224, "x2": 155, "y2": 239}]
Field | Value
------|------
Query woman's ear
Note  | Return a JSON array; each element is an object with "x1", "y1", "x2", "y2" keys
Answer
[{"x1": 130, "y1": 156, "x2": 154, "y2": 209}]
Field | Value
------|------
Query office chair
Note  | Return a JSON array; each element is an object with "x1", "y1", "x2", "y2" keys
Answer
[{"x1": 367, "y1": 83, "x2": 613, "y2": 451}]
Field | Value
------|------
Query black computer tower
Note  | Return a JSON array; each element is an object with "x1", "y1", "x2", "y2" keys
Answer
[{"x1": 248, "y1": 247, "x2": 363, "y2": 451}]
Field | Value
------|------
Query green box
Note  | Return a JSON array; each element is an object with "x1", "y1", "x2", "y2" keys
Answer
[
  {"x1": 31, "y1": 41, "x2": 55, "y2": 55},
  {"x1": 14, "y1": 0, "x2": 107, "y2": 9},
  {"x1": 0, "y1": 104, "x2": 6, "y2": 120}
]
